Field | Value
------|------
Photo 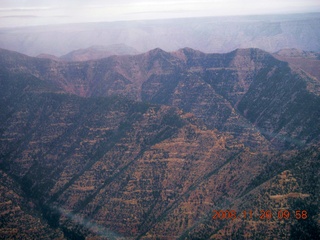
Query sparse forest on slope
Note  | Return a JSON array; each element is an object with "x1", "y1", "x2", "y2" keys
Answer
[{"x1": 0, "y1": 47, "x2": 319, "y2": 239}]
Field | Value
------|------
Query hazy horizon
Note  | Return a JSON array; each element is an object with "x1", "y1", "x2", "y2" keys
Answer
[{"x1": 1, "y1": 0, "x2": 320, "y2": 28}]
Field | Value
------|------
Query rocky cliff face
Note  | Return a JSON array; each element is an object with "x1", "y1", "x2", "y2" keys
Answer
[{"x1": 0, "y1": 47, "x2": 319, "y2": 239}]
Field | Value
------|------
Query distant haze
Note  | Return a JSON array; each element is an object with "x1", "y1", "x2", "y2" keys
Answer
[
  {"x1": 0, "y1": 13, "x2": 319, "y2": 56},
  {"x1": 0, "y1": 0, "x2": 320, "y2": 28}
]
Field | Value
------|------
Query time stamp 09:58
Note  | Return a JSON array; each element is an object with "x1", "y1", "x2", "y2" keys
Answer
[{"x1": 212, "y1": 210, "x2": 308, "y2": 221}]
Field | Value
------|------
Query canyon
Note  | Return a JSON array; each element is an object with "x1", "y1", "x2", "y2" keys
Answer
[{"x1": 0, "y1": 47, "x2": 319, "y2": 239}]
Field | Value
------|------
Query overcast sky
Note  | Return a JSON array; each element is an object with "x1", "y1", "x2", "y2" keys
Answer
[{"x1": 0, "y1": 0, "x2": 320, "y2": 28}]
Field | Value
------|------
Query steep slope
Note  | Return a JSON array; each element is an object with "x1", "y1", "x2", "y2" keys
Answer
[
  {"x1": 0, "y1": 170, "x2": 64, "y2": 239},
  {"x1": 183, "y1": 145, "x2": 320, "y2": 239},
  {"x1": 1, "y1": 90, "x2": 318, "y2": 239},
  {"x1": 0, "y1": 74, "x2": 273, "y2": 239},
  {"x1": 274, "y1": 49, "x2": 320, "y2": 94},
  {"x1": 0, "y1": 47, "x2": 319, "y2": 239},
  {"x1": 1, "y1": 47, "x2": 319, "y2": 149},
  {"x1": 237, "y1": 63, "x2": 320, "y2": 147}
]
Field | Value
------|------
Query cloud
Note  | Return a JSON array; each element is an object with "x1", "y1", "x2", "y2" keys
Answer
[
  {"x1": 0, "y1": 15, "x2": 40, "y2": 18},
  {"x1": 0, "y1": 15, "x2": 69, "y2": 19},
  {"x1": 53, "y1": 206, "x2": 125, "y2": 240},
  {"x1": 0, "y1": 7, "x2": 56, "y2": 12}
]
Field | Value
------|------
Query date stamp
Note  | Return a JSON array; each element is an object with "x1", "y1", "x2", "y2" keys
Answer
[{"x1": 212, "y1": 210, "x2": 308, "y2": 220}]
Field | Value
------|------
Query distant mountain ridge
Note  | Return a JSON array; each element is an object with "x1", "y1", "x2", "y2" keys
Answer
[
  {"x1": 37, "y1": 44, "x2": 139, "y2": 62},
  {"x1": 1, "y1": 13, "x2": 319, "y2": 56},
  {"x1": 0, "y1": 47, "x2": 319, "y2": 239},
  {"x1": 60, "y1": 44, "x2": 139, "y2": 61}
]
